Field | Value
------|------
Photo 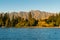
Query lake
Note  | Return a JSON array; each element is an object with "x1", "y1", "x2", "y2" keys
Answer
[{"x1": 0, "y1": 28, "x2": 60, "y2": 40}]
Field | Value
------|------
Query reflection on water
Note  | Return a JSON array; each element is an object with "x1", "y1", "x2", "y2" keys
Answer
[{"x1": 0, "y1": 28, "x2": 60, "y2": 40}]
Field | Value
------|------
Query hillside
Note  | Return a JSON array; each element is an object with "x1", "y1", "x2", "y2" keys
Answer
[
  {"x1": 0, "y1": 10, "x2": 59, "y2": 28},
  {"x1": 0, "y1": 10, "x2": 56, "y2": 20}
]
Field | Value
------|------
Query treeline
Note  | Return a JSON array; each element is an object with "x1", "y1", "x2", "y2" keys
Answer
[
  {"x1": 0, "y1": 12, "x2": 38, "y2": 28},
  {"x1": 0, "y1": 12, "x2": 60, "y2": 28},
  {"x1": 45, "y1": 13, "x2": 60, "y2": 27}
]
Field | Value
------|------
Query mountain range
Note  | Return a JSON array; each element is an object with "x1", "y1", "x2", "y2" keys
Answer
[{"x1": 0, "y1": 10, "x2": 56, "y2": 20}]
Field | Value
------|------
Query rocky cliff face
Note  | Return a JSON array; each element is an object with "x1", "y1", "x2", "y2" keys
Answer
[
  {"x1": 29, "y1": 10, "x2": 55, "y2": 20},
  {"x1": 0, "y1": 10, "x2": 56, "y2": 20}
]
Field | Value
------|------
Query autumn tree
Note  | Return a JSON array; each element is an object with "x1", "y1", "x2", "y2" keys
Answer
[
  {"x1": 28, "y1": 12, "x2": 38, "y2": 26},
  {"x1": 0, "y1": 14, "x2": 3, "y2": 27},
  {"x1": 2, "y1": 13, "x2": 9, "y2": 26}
]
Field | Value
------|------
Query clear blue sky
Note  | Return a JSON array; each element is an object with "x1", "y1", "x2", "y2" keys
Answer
[{"x1": 0, "y1": 0, "x2": 60, "y2": 12}]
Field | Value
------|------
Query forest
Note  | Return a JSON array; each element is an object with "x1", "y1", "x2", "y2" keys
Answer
[{"x1": 0, "y1": 12, "x2": 60, "y2": 28}]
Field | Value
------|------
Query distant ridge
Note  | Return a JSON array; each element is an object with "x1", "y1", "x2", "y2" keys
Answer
[{"x1": 0, "y1": 10, "x2": 56, "y2": 20}]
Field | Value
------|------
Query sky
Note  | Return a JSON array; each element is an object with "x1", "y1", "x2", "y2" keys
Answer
[{"x1": 0, "y1": 0, "x2": 60, "y2": 13}]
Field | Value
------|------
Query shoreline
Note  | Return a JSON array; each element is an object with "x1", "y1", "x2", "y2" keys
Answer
[
  {"x1": 1, "y1": 26, "x2": 60, "y2": 28},
  {"x1": 21, "y1": 26, "x2": 60, "y2": 28}
]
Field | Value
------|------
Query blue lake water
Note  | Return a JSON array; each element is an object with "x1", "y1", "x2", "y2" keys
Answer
[{"x1": 0, "y1": 28, "x2": 60, "y2": 40}]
